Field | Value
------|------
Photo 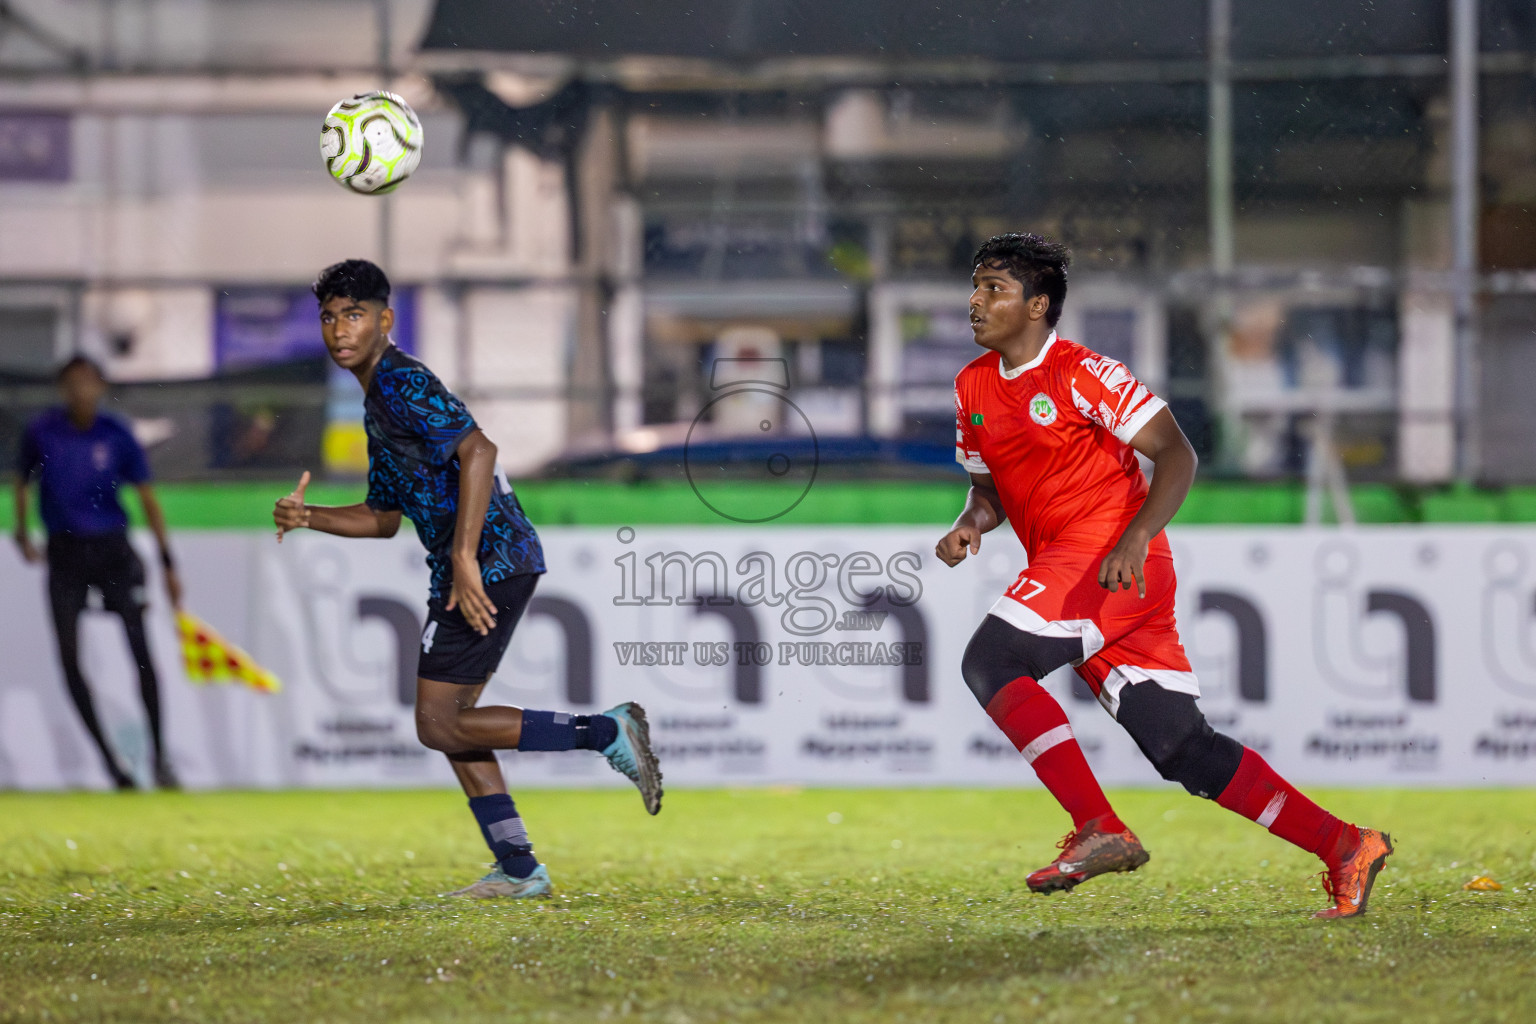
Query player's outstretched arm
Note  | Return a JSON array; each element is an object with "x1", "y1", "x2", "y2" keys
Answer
[
  {"x1": 272, "y1": 471, "x2": 401, "y2": 542},
  {"x1": 1099, "y1": 407, "x2": 1198, "y2": 596},
  {"x1": 444, "y1": 429, "x2": 500, "y2": 637},
  {"x1": 936, "y1": 472, "x2": 1005, "y2": 567}
]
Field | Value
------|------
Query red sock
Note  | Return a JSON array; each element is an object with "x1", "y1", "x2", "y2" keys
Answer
[
  {"x1": 987, "y1": 677, "x2": 1123, "y2": 832},
  {"x1": 1216, "y1": 748, "x2": 1354, "y2": 862}
]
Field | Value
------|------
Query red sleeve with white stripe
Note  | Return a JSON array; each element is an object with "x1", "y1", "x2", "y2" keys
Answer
[
  {"x1": 1067, "y1": 354, "x2": 1167, "y2": 445},
  {"x1": 954, "y1": 387, "x2": 990, "y2": 474}
]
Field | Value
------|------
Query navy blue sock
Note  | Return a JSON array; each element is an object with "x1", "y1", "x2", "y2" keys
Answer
[
  {"x1": 518, "y1": 710, "x2": 618, "y2": 752},
  {"x1": 467, "y1": 793, "x2": 538, "y2": 878},
  {"x1": 582, "y1": 713, "x2": 619, "y2": 751}
]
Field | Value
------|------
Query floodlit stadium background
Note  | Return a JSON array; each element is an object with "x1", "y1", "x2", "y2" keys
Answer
[{"x1": 2, "y1": 0, "x2": 1535, "y2": 791}]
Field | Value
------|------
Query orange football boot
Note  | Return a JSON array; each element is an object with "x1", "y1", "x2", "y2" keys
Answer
[
  {"x1": 1026, "y1": 816, "x2": 1150, "y2": 893},
  {"x1": 1314, "y1": 827, "x2": 1394, "y2": 919}
]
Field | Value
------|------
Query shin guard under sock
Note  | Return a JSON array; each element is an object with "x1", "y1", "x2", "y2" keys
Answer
[
  {"x1": 517, "y1": 710, "x2": 619, "y2": 751},
  {"x1": 1216, "y1": 748, "x2": 1351, "y2": 861},
  {"x1": 467, "y1": 793, "x2": 539, "y2": 878},
  {"x1": 986, "y1": 677, "x2": 1122, "y2": 832}
]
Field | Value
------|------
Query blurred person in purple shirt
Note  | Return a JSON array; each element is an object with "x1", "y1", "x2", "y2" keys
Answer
[{"x1": 12, "y1": 356, "x2": 181, "y2": 790}]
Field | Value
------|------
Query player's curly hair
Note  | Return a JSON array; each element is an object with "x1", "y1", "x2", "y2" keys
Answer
[
  {"x1": 56, "y1": 354, "x2": 105, "y2": 382},
  {"x1": 313, "y1": 259, "x2": 391, "y2": 306},
  {"x1": 972, "y1": 233, "x2": 1071, "y2": 326}
]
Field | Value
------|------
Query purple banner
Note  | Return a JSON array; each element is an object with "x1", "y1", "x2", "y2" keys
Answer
[
  {"x1": 214, "y1": 287, "x2": 415, "y2": 370},
  {"x1": 0, "y1": 111, "x2": 70, "y2": 182}
]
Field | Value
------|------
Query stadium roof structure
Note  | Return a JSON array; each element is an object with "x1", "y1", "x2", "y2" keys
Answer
[
  {"x1": 416, "y1": 0, "x2": 1514, "y2": 198},
  {"x1": 420, "y1": 0, "x2": 1536, "y2": 73}
]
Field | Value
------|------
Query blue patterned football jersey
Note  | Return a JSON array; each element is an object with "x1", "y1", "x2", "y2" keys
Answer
[{"x1": 363, "y1": 345, "x2": 545, "y2": 599}]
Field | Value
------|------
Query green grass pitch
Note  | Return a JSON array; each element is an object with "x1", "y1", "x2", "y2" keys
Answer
[{"x1": 2, "y1": 787, "x2": 1533, "y2": 1023}]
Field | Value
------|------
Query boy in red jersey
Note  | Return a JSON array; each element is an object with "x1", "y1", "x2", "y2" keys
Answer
[{"x1": 936, "y1": 234, "x2": 1392, "y2": 919}]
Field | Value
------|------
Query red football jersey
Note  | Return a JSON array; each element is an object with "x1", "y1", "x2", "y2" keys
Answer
[{"x1": 954, "y1": 331, "x2": 1166, "y2": 559}]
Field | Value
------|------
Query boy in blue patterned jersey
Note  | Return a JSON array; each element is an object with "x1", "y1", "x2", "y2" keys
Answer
[{"x1": 272, "y1": 259, "x2": 661, "y2": 899}]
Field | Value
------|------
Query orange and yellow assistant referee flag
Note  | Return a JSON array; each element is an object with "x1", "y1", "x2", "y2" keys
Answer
[{"x1": 176, "y1": 610, "x2": 281, "y2": 694}]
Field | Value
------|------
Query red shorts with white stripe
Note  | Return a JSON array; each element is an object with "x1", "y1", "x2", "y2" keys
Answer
[{"x1": 987, "y1": 527, "x2": 1198, "y2": 716}]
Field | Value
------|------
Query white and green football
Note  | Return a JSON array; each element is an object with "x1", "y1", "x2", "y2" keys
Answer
[{"x1": 320, "y1": 91, "x2": 423, "y2": 194}]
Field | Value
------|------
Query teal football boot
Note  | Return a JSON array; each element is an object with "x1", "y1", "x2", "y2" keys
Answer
[
  {"x1": 601, "y1": 702, "x2": 663, "y2": 814},
  {"x1": 447, "y1": 863, "x2": 553, "y2": 899}
]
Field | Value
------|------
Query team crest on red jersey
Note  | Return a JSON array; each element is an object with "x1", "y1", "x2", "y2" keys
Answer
[{"x1": 953, "y1": 336, "x2": 1165, "y2": 557}]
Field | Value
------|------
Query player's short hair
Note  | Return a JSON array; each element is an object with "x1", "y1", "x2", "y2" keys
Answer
[
  {"x1": 972, "y1": 233, "x2": 1071, "y2": 326},
  {"x1": 56, "y1": 354, "x2": 105, "y2": 382},
  {"x1": 313, "y1": 259, "x2": 391, "y2": 307}
]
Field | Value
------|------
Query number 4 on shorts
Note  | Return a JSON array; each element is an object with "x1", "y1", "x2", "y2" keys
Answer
[{"x1": 421, "y1": 620, "x2": 439, "y2": 654}]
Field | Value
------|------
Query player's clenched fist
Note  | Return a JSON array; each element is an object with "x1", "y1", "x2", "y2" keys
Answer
[
  {"x1": 273, "y1": 470, "x2": 312, "y2": 542},
  {"x1": 935, "y1": 524, "x2": 983, "y2": 567}
]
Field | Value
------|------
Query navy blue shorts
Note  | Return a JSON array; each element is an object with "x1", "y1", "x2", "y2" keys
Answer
[
  {"x1": 47, "y1": 530, "x2": 147, "y2": 617},
  {"x1": 417, "y1": 573, "x2": 540, "y2": 685}
]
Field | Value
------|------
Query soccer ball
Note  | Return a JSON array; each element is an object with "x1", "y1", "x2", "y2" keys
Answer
[{"x1": 320, "y1": 91, "x2": 423, "y2": 195}]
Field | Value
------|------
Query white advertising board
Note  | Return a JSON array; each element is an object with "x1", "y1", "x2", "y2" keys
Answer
[{"x1": 1, "y1": 526, "x2": 1534, "y2": 789}]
